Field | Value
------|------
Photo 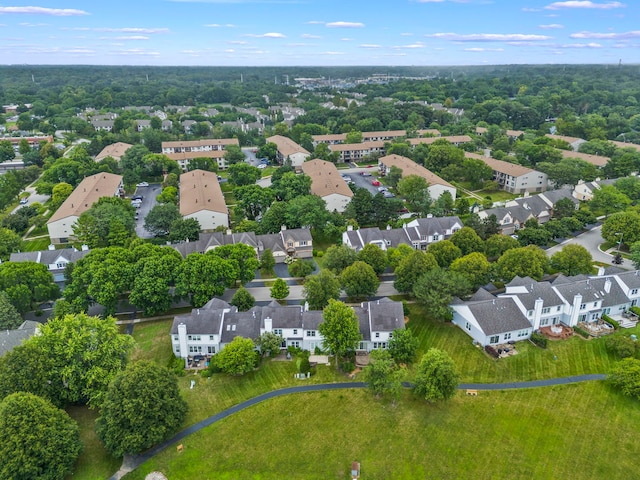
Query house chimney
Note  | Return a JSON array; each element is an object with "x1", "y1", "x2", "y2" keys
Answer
[
  {"x1": 604, "y1": 278, "x2": 612, "y2": 294},
  {"x1": 347, "y1": 225, "x2": 353, "y2": 231},
  {"x1": 304, "y1": 301, "x2": 309, "y2": 312},
  {"x1": 264, "y1": 316, "x2": 272, "y2": 332},
  {"x1": 597, "y1": 266, "x2": 605, "y2": 277}
]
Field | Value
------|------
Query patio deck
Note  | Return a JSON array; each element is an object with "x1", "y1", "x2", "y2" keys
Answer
[{"x1": 540, "y1": 324, "x2": 574, "y2": 340}]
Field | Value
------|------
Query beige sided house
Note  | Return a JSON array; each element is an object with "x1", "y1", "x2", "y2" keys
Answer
[
  {"x1": 378, "y1": 154, "x2": 456, "y2": 200},
  {"x1": 95, "y1": 142, "x2": 133, "y2": 162},
  {"x1": 179, "y1": 170, "x2": 228, "y2": 231},
  {"x1": 465, "y1": 152, "x2": 548, "y2": 193},
  {"x1": 329, "y1": 141, "x2": 385, "y2": 163},
  {"x1": 266, "y1": 135, "x2": 310, "y2": 167},
  {"x1": 162, "y1": 138, "x2": 239, "y2": 170},
  {"x1": 47, "y1": 172, "x2": 123, "y2": 244},
  {"x1": 312, "y1": 128, "x2": 440, "y2": 146},
  {"x1": 300, "y1": 159, "x2": 353, "y2": 213}
]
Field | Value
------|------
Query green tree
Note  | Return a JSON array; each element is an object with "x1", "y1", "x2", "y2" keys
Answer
[
  {"x1": 608, "y1": 357, "x2": 640, "y2": 400},
  {"x1": 319, "y1": 299, "x2": 361, "y2": 361},
  {"x1": 323, "y1": 244, "x2": 357, "y2": 274},
  {"x1": 388, "y1": 328, "x2": 419, "y2": 365},
  {"x1": 602, "y1": 211, "x2": 640, "y2": 247},
  {"x1": 0, "y1": 291, "x2": 22, "y2": 330},
  {"x1": 413, "y1": 348, "x2": 459, "y2": 402},
  {"x1": 271, "y1": 171, "x2": 311, "y2": 201},
  {"x1": 174, "y1": 253, "x2": 238, "y2": 307},
  {"x1": 50, "y1": 182, "x2": 73, "y2": 210},
  {"x1": 427, "y1": 240, "x2": 462, "y2": 268},
  {"x1": 303, "y1": 269, "x2": 341, "y2": 310},
  {"x1": 590, "y1": 185, "x2": 631, "y2": 215},
  {"x1": 484, "y1": 234, "x2": 520, "y2": 259},
  {"x1": 0, "y1": 261, "x2": 59, "y2": 314},
  {"x1": 96, "y1": 361, "x2": 187, "y2": 457},
  {"x1": 73, "y1": 197, "x2": 136, "y2": 248},
  {"x1": 231, "y1": 286, "x2": 256, "y2": 311},
  {"x1": 394, "y1": 250, "x2": 438, "y2": 294},
  {"x1": 168, "y1": 217, "x2": 201, "y2": 243},
  {"x1": 356, "y1": 243, "x2": 388, "y2": 274},
  {"x1": 364, "y1": 349, "x2": 402, "y2": 401},
  {"x1": 386, "y1": 165, "x2": 403, "y2": 188},
  {"x1": 270, "y1": 278, "x2": 290, "y2": 301},
  {"x1": 257, "y1": 142, "x2": 278, "y2": 162},
  {"x1": 345, "y1": 130, "x2": 363, "y2": 143},
  {"x1": 341, "y1": 261, "x2": 379, "y2": 299},
  {"x1": 462, "y1": 157, "x2": 493, "y2": 189},
  {"x1": 386, "y1": 243, "x2": 414, "y2": 270},
  {"x1": 215, "y1": 336, "x2": 257, "y2": 375},
  {"x1": 449, "y1": 227, "x2": 484, "y2": 256},
  {"x1": 223, "y1": 144, "x2": 246, "y2": 165},
  {"x1": 495, "y1": 245, "x2": 549, "y2": 281},
  {"x1": 260, "y1": 249, "x2": 276, "y2": 274},
  {"x1": 631, "y1": 241, "x2": 640, "y2": 270},
  {"x1": 285, "y1": 195, "x2": 330, "y2": 230},
  {"x1": 0, "y1": 140, "x2": 16, "y2": 162},
  {"x1": 550, "y1": 244, "x2": 593, "y2": 276},
  {"x1": 157, "y1": 185, "x2": 178, "y2": 204},
  {"x1": 228, "y1": 162, "x2": 260, "y2": 186},
  {"x1": 235, "y1": 184, "x2": 275, "y2": 220},
  {"x1": 0, "y1": 392, "x2": 82, "y2": 480},
  {"x1": 256, "y1": 331, "x2": 284, "y2": 357},
  {"x1": 0, "y1": 227, "x2": 23, "y2": 261},
  {"x1": 287, "y1": 258, "x2": 315, "y2": 278},
  {"x1": 208, "y1": 243, "x2": 260, "y2": 285},
  {"x1": 449, "y1": 252, "x2": 492, "y2": 288},
  {"x1": 413, "y1": 268, "x2": 472, "y2": 320},
  {"x1": 397, "y1": 175, "x2": 432, "y2": 214},
  {"x1": 144, "y1": 203, "x2": 181, "y2": 237}
]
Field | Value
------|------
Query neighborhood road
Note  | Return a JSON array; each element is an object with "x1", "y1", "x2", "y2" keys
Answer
[{"x1": 107, "y1": 374, "x2": 607, "y2": 480}]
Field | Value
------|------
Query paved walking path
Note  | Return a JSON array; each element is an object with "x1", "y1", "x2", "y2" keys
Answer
[{"x1": 107, "y1": 374, "x2": 607, "y2": 480}]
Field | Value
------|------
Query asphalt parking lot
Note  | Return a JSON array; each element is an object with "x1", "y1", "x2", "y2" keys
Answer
[
  {"x1": 132, "y1": 183, "x2": 160, "y2": 239},
  {"x1": 346, "y1": 169, "x2": 383, "y2": 195}
]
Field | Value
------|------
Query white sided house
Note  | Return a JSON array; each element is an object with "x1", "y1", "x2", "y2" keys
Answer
[
  {"x1": 47, "y1": 172, "x2": 123, "y2": 244},
  {"x1": 162, "y1": 138, "x2": 239, "y2": 170},
  {"x1": 300, "y1": 158, "x2": 353, "y2": 213},
  {"x1": 170, "y1": 297, "x2": 405, "y2": 360},
  {"x1": 179, "y1": 170, "x2": 228, "y2": 231},
  {"x1": 378, "y1": 154, "x2": 457, "y2": 201},
  {"x1": 464, "y1": 152, "x2": 548, "y2": 194},
  {"x1": 266, "y1": 135, "x2": 310, "y2": 168}
]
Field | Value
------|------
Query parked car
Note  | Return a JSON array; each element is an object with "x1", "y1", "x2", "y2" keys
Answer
[
  {"x1": 132, "y1": 195, "x2": 143, "y2": 201},
  {"x1": 377, "y1": 186, "x2": 388, "y2": 192},
  {"x1": 360, "y1": 171, "x2": 372, "y2": 177},
  {"x1": 257, "y1": 163, "x2": 267, "y2": 169},
  {"x1": 19, "y1": 198, "x2": 28, "y2": 204},
  {"x1": 383, "y1": 192, "x2": 396, "y2": 198},
  {"x1": 136, "y1": 182, "x2": 149, "y2": 187},
  {"x1": 371, "y1": 180, "x2": 381, "y2": 187}
]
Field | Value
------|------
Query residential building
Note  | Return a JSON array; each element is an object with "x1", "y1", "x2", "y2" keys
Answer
[
  {"x1": 300, "y1": 159, "x2": 353, "y2": 212},
  {"x1": 179, "y1": 170, "x2": 228, "y2": 231},
  {"x1": 91, "y1": 119, "x2": 114, "y2": 132},
  {"x1": 266, "y1": 135, "x2": 310, "y2": 167},
  {"x1": 408, "y1": 135, "x2": 472, "y2": 147},
  {"x1": 558, "y1": 149, "x2": 609, "y2": 167},
  {"x1": 329, "y1": 141, "x2": 385, "y2": 163},
  {"x1": 465, "y1": 152, "x2": 548, "y2": 193},
  {"x1": 342, "y1": 215, "x2": 463, "y2": 252},
  {"x1": 452, "y1": 269, "x2": 640, "y2": 346},
  {"x1": 162, "y1": 138, "x2": 239, "y2": 170},
  {"x1": 573, "y1": 178, "x2": 618, "y2": 201},
  {"x1": 95, "y1": 142, "x2": 133, "y2": 162},
  {"x1": 1, "y1": 135, "x2": 53, "y2": 148},
  {"x1": 135, "y1": 119, "x2": 151, "y2": 131},
  {"x1": 10, "y1": 246, "x2": 90, "y2": 283},
  {"x1": 611, "y1": 140, "x2": 640, "y2": 153},
  {"x1": 545, "y1": 134, "x2": 586, "y2": 151},
  {"x1": 47, "y1": 172, "x2": 123, "y2": 244},
  {"x1": 378, "y1": 154, "x2": 457, "y2": 200},
  {"x1": 170, "y1": 297, "x2": 404, "y2": 359},
  {"x1": 0, "y1": 321, "x2": 41, "y2": 357}
]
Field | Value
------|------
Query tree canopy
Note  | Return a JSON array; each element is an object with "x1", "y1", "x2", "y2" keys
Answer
[
  {"x1": 319, "y1": 299, "x2": 361, "y2": 360},
  {"x1": 413, "y1": 348, "x2": 459, "y2": 402},
  {"x1": 215, "y1": 336, "x2": 257, "y2": 375}
]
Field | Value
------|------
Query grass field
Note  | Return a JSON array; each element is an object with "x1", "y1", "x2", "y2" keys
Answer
[
  {"x1": 70, "y1": 306, "x2": 640, "y2": 479},
  {"x1": 22, "y1": 237, "x2": 51, "y2": 251},
  {"x1": 123, "y1": 381, "x2": 640, "y2": 480}
]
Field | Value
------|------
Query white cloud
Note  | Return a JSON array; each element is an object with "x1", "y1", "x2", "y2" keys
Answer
[
  {"x1": 570, "y1": 30, "x2": 640, "y2": 39},
  {"x1": 301, "y1": 33, "x2": 321, "y2": 39},
  {"x1": 424, "y1": 32, "x2": 552, "y2": 41},
  {"x1": 96, "y1": 27, "x2": 170, "y2": 34},
  {"x1": 359, "y1": 44, "x2": 382, "y2": 48},
  {"x1": 544, "y1": 1, "x2": 626, "y2": 10},
  {"x1": 204, "y1": 23, "x2": 235, "y2": 27},
  {"x1": 464, "y1": 47, "x2": 504, "y2": 51},
  {"x1": 0, "y1": 6, "x2": 89, "y2": 16},
  {"x1": 18, "y1": 22, "x2": 48, "y2": 27},
  {"x1": 64, "y1": 48, "x2": 94, "y2": 54},
  {"x1": 227, "y1": 40, "x2": 248, "y2": 44},
  {"x1": 393, "y1": 42, "x2": 426, "y2": 49},
  {"x1": 287, "y1": 42, "x2": 313, "y2": 47},
  {"x1": 325, "y1": 21, "x2": 364, "y2": 28},
  {"x1": 539, "y1": 24, "x2": 564, "y2": 29},
  {"x1": 340, "y1": 37, "x2": 353, "y2": 41},
  {"x1": 558, "y1": 42, "x2": 603, "y2": 48},
  {"x1": 225, "y1": 49, "x2": 234, "y2": 53},
  {"x1": 305, "y1": 20, "x2": 324, "y2": 24},
  {"x1": 319, "y1": 51, "x2": 346, "y2": 55},
  {"x1": 110, "y1": 48, "x2": 160, "y2": 56},
  {"x1": 400, "y1": 32, "x2": 414, "y2": 36},
  {"x1": 112, "y1": 36, "x2": 149, "y2": 40},
  {"x1": 244, "y1": 32, "x2": 286, "y2": 38}
]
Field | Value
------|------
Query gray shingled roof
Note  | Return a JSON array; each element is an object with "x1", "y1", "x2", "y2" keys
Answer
[
  {"x1": 366, "y1": 298, "x2": 405, "y2": 332},
  {"x1": 503, "y1": 280, "x2": 564, "y2": 311},
  {"x1": 302, "y1": 310, "x2": 324, "y2": 330},
  {"x1": 221, "y1": 309, "x2": 261, "y2": 343},
  {"x1": 615, "y1": 271, "x2": 640, "y2": 290},
  {"x1": 261, "y1": 301, "x2": 302, "y2": 329},
  {"x1": 170, "y1": 308, "x2": 226, "y2": 336},
  {"x1": 0, "y1": 321, "x2": 40, "y2": 357},
  {"x1": 467, "y1": 297, "x2": 532, "y2": 336},
  {"x1": 469, "y1": 288, "x2": 496, "y2": 302}
]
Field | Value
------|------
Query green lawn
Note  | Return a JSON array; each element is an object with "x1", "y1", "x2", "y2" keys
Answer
[
  {"x1": 124, "y1": 381, "x2": 640, "y2": 480},
  {"x1": 22, "y1": 237, "x2": 51, "y2": 251}
]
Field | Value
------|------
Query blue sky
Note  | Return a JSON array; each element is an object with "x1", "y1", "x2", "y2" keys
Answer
[{"x1": 0, "y1": 0, "x2": 638, "y2": 66}]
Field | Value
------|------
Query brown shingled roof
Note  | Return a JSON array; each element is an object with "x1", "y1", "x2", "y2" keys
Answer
[
  {"x1": 329, "y1": 141, "x2": 385, "y2": 152},
  {"x1": 379, "y1": 154, "x2": 453, "y2": 188},
  {"x1": 266, "y1": 135, "x2": 310, "y2": 156},
  {"x1": 180, "y1": 169, "x2": 227, "y2": 215},
  {"x1": 464, "y1": 152, "x2": 534, "y2": 177},
  {"x1": 559, "y1": 149, "x2": 609, "y2": 167},
  {"x1": 300, "y1": 159, "x2": 354, "y2": 199},
  {"x1": 408, "y1": 135, "x2": 472, "y2": 146},
  {"x1": 162, "y1": 138, "x2": 239, "y2": 149},
  {"x1": 165, "y1": 150, "x2": 225, "y2": 161},
  {"x1": 95, "y1": 142, "x2": 133, "y2": 162},
  {"x1": 47, "y1": 172, "x2": 123, "y2": 224}
]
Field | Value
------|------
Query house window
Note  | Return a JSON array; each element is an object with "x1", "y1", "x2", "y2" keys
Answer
[
  {"x1": 189, "y1": 346, "x2": 202, "y2": 353},
  {"x1": 580, "y1": 304, "x2": 586, "y2": 310},
  {"x1": 207, "y1": 346, "x2": 215, "y2": 354},
  {"x1": 465, "y1": 322, "x2": 471, "y2": 331},
  {"x1": 287, "y1": 242, "x2": 293, "y2": 248},
  {"x1": 359, "y1": 342, "x2": 365, "y2": 350},
  {"x1": 517, "y1": 330, "x2": 528, "y2": 337},
  {"x1": 375, "y1": 332, "x2": 380, "y2": 338},
  {"x1": 504, "y1": 333, "x2": 512, "y2": 340},
  {"x1": 591, "y1": 313, "x2": 599, "y2": 321},
  {"x1": 556, "y1": 306, "x2": 562, "y2": 311},
  {"x1": 489, "y1": 335, "x2": 499, "y2": 344},
  {"x1": 306, "y1": 330, "x2": 316, "y2": 337},
  {"x1": 528, "y1": 310, "x2": 533, "y2": 317},
  {"x1": 373, "y1": 342, "x2": 388, "y2": 349},
  {"x1": 209, "y1": 335, "x2": 214, "y2": 341},
  {"x1": 273, "y1": 329, "x2": 282, "y2": 336},
  {"x1": 541, "y1": 318, "x2": 549, "y2": 326},
  {"x1": 433, "y1": 235, "x2": 439, "y2": 241},
  {"x1": 175, "y1": 346, "x2": 180, "y2": 353},
  {"x1": 188, "y1": 335, "x2": 200, "y2": 341},
  {"x1": 56, "y1": 262, "x2": 65, "y2": 269},
  {"x1": 542, "y1": 307, "x2": 550, "y2": 314},
  {"x1": 293, "y1": 329, "x2": 298, "y2": 335},
  {"x1": 593, "y1": 302, "x2": 598, "y2": 307},
  {"x1": 174, "y1": 335, "x2": 179, "y2": 341},
  {"x1": 632, "y1": 289, "x2": 638, "y2": 295},
  {"x1": 300, "y1": 241, "x2": 307, "y2": 246},
  {"x1": 603, "y1": 308, "x2": 611, "y2": 315}
]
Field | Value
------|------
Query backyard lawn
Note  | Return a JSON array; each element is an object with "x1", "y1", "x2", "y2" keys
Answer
[{"x1": 124, "y1": 381, "x2": 640, "y2": 480}]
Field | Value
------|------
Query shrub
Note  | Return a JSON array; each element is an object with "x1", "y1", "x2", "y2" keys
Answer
[
  {"x1": 574, "y1": 326, "x2": 590, "y2": 339},
  {"x1": 631, "y1": 306, "x2": 640, "y2": 317},
  {"x1": 168, "y1": 355, "x2": 187, "y2": 376},
  {"x1": 530, "y1": 331, "x2": 548, "y2": 349},
  {"x1": 340, "y1": 361, "x2": 355, "y2": 373},
  {"x1": 484, "y1": 345, "x2": 499, "y2": 358},
  {"x1": 604, "y1": 335, "x2": 637, "y2": 359},
  {"x1": 402, "y1": 300, "x2": 410, "y2": 317},
  {"x1": 602, "y1": 314, "x2": 620, "y2": 330},
  {"x1": 299, "y1": 357, "x2": 311, "y2": 374}
]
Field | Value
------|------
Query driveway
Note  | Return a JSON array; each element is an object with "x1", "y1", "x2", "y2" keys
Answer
[
  {"x1": 133, "y1": 183, "x2": 160, "y2": 239},
  {"x1": 347, "y1": 170, "x2": 380, "y2": 195},
  {"x1": 14, "y1": 185, "x2": 50, "y2": 213},
  {"x1": 546, "y1": 224, "x2": 634, "y2": 270}
]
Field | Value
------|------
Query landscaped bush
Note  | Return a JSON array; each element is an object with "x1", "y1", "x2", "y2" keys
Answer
[
  {"x1": 402, "y1": 300, "x2": 410, "y2": 317},
  {"x1": 201, "y1": 355, "x2": 221, "y2": 377},
  {"x1": 574, "y1": 326, "x2": 590, "y2": 339},
  {"x1": 168, "y1": 355, "x2": 187, "y2": 376},
  {"x1": 298, "y1": 357, "x2": 311, "y2": 374},
  {"x1": 631, "y1": 306, "x2": 640, "y2": 317},
  {"x1": 604, "y1": 335, "x2": 637, "y2": 359},
  {"x1": 530, "y1": 332, "x2": 548, "y2": 349},
  {"x1": 602, "y1": 314, "x2": 620, "y2": 330},
  {"x1": 340, "y1": 361, "x2": 355, "y2": 373}
]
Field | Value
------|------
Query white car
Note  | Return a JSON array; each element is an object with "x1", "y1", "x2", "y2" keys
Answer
[
  {"x1": 257, "y1": 164, "x2": 267, "y2": 169},
  {"x1": 136, "y1": 182, "x2": 149, "y2": 187},
  {"x1": 19, "y1": 198, "x2": 28, "y2": 205}
]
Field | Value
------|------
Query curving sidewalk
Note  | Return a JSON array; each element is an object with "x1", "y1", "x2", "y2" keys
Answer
[{"x1": 107, "y1": 374, "x2": 606, "y2": 480}]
